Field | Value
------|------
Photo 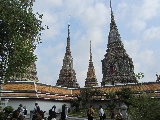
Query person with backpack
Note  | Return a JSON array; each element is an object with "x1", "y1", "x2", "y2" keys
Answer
[
  {"x1": 23, "y1": 106, "x2": 27, "y2": 118},
  {"x1": 87, "y1": 105, "x2": 94, "y2": 120},
  {"x1": 34, "y1": 103, "x2": 40, "y2": 114},
  {"x1": 48, "y1": 105, "x2": 57, "y2": 120},
  {"x1": 99, "y1": 105, "x2": 105, "y2": 120},
  {"x1": 17, "y1": 104, "x2": 23, "y2": 116},
  {"x1": 32, "y1": 103, "x2": 41, "y2": 120}
]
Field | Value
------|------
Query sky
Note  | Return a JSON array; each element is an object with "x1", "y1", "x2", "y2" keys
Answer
[{"x1": 32, "y1": 0, "x2": 160, "y2": 88}]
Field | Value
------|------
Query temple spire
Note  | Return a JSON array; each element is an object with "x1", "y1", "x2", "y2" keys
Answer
[
  {"x1": 56, "y1": 24, "x2": 79, "y2": 88},
  {"x1": 85, "y1": 41, "x2": 98, "y2": 87},
  {"x1": 89, "y1": 41, "x2": 93, "y2": 68},
  {"x1": 66, "y1": 24, "x2": 71, "y2": 55},
  {"x1": 110, "y1": 0, "x2": 117, "y2": 30},
  {"x1": 90, "y1": 41, "x2": 92, "y2": 62},
  {"x1": 68, "y1": 23, "x2": 70, "y2": 38},
  {"x1": 10, "y1": 62, "x2": 39, "y2": 82},
  {"x1": 108, "y1": 0, "x2": 120, "y2": 44},
  {"x1": 110, "y1": 0, "x2": 112, "y2": 10},
  {"x1": 101, "y1": 0, "x2": 136, "y2": 86}
]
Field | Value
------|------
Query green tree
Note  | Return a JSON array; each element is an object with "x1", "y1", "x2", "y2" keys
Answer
[
  {"x1": 70, "y1": 96, "x2": 82, "y2": 112},
  {"x1": 116, "y1": 88, "x2": 133, "y2": 106},
  {"x1": 105, "y1": 92, "x2": 116, "y2": 110},
  {"x1": 128, "y1": 94, "x2": 160, "y2": 120},
  {"x1": 80, "y1": 88, "x2": 103, "y2": 108},
  {"x1": 0, "y1": 106, "x2": 14, "y2": 119},
  {"x1": 0, "y1": 0, "x2": 45, "y2": 83},
  {"x1": 80, "y1": 88, "x2": 93, "y2": 108}
]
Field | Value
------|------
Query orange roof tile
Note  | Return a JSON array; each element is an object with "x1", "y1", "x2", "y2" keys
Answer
[
  {"x1": 2, "y1": 93, "x2": 37, "y2": 97},
  {"x1": 3, "y1": 83, "x2": 35, "y2": 91},
  {"x1": 1, "y1": 82, "x2": 160, "y2": 100}
]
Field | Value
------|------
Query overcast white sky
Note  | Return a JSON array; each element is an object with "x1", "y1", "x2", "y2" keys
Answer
[{"x1": 33, "y1": 0, "x2": 160, "y2": 87}]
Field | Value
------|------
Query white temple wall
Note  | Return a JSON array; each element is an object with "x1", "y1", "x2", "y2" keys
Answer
[{"x1": 5, "y1": 98, "x2": 71, "y2": 114}]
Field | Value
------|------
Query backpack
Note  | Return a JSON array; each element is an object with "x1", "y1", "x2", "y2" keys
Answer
[
  {"x1": 49, "y1": 109, "x2": 52, "y2": 116},
  {"x1": 36, "y1": 106, "x2": 40, "y2": 112},
  {"x1": 23, "y1": 109, "x2": 27, "y2": 115}
]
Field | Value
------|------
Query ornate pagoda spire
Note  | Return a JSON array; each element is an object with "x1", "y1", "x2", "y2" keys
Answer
[
  {"x1": 108, "y1": 0, "x2": 121, "y2": 44},
  {"x1": 66, "y1": 23, "x2": 71, "y2": 55},
  {"x1": 56, "y1": 24, "x2": 79, "y2": 88},
  {"x1": 101, "y1": 0, "x2": 136, "y2": 86},
  {"x1": 110, "y1": 0, "x2": 117, "y2": 31},
  {"x1": 22, "y1": 62, "x2": 38, "y2": 82},
  {"x1": 85, "y1": 41, "x2": 98, "y2": 87},
  {"x1": 10, "y1": 62, "x2": 39, "y2": 82}
]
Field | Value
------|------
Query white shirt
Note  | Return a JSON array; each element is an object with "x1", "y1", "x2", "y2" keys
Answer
[{"x1": 99, "y1": 108, "x2": 104, "y2": 116}]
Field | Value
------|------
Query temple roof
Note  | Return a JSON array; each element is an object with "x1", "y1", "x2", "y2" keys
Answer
[{"x1": 1, "y1": 81, "x2": 160, "y2": 100}]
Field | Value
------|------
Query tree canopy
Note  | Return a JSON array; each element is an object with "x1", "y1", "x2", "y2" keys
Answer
[
  {"x1": 128, "y1": 94, "x2": 160, "y2": 120},
  {"x1": 0, "y1": 0, "x2": 45, "y2": 83}
]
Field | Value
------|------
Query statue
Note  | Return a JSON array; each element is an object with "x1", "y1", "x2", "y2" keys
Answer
[
  {"x1": 120, "y1": 103, "x2": 128, "y2": 120},
  {"x1": 156, "y1": 74, "x2": 160, "y2": 82}
]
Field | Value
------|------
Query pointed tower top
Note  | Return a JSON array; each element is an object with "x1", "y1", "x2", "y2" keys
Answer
[
  {"x1": 108, "y1": 0, "x2": 121, "y2": 44},
  {"x1": 110, "y1": 0, "x2": 112, "y2": 9},
  {"x1": 56, "y1": 23, "x2": 79, "y2": 88},
  {"x1": 68, "y1": 14, "x2": 71, "y2": 37},
  {"x1": 68, "y1": 23, "x2": 70, "y2": 38},
  {"x1": 90, "y1": 41, "x2": 92, "y2": 61},
  {"x1": 85, "y1": 40, "x2": 98, "y2": 87},
  {"x1": 66, "y1": 24, "x2": 71, "y2": 55},
  {"x1": 101, "y1": 0, "x2": 136, "y2": 86},
  {"x1": 110, "y1": 0, "x2": 117, "y2": 30}
]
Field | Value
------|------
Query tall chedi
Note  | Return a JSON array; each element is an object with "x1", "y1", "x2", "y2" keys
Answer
[
  {"x1": 21, "y1": 63, "x2": 38, "y2": 82},
  {"x1": 85, "y1": 41, "x2": 98, "y2": 87},
  {"x1": 56, "y1": 24, "x2": 79, "y2": 88},
  {"x1": 10, "y1": 62, "x2": 39, "y2": 82},
  {"x1": 101, "y1": 1, "x2": 136, "y2": 86}
]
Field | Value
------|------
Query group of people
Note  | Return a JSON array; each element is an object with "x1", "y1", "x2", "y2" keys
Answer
[
  {"x1": 87, "y1": 105, "x2": 106, "y2": 120},
  {"x1": 87, "y1": 105, "x2": 123, "y2": 120},
  {"x1": 11, "y1": 104, "x2": 27, "y2": 120},
  {"x1": 12, "y1": 103, "x2": 41, "y2": 120},
  {"x1": 32, "y1": 103, "x2": 57, "y2": 120},
  {"x1": 11, "y1": 103, "x2": 57, "y2": 120},
  {"x1": 11, "y1": 103, "x2": 124, "y2": 120}
]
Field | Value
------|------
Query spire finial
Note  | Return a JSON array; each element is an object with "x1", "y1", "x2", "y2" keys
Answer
[
  {"x1": 110, "y1": 0, "x2": 114, "y2": 21},
  {"x1": 66, "y1": 23, "x2": 71, "y2": 54},
  {"x1": 110, "y1": 0, "x2": 112, "y2": 9},
  {"x1": 68, "y1": 23, "x2": 70, "y2": 38},
  {"x1": 68, "y1": 15, "x2": 70, "y2": 37},
  {"x1": 110, "y1": 0, "x2": 113, "y2": 14},
  {"x1": 90, "y1": 40, "x2": 92, "y2": 61},
  {"x1": 109, "y1": 0, "x2": 117, "y2": 30}
]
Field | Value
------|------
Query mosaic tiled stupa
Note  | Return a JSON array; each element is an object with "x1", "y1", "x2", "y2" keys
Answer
[
  {"x1": 101, "y1": 2, "x2": 136, "y2": 86},
  {"x1": 85, "y1": 41, "x2": 98, "y2": 87},
  {"x1": 10, "y1": 62, "x2": 39, "y2": 82},
  {"x1": 56, "y1": 24, "x2": 79, "y2": 88}
]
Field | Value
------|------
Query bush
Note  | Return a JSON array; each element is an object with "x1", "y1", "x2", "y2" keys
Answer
[{"x1": 3, "y1": 106, "x2": 14, "y2": 114}]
